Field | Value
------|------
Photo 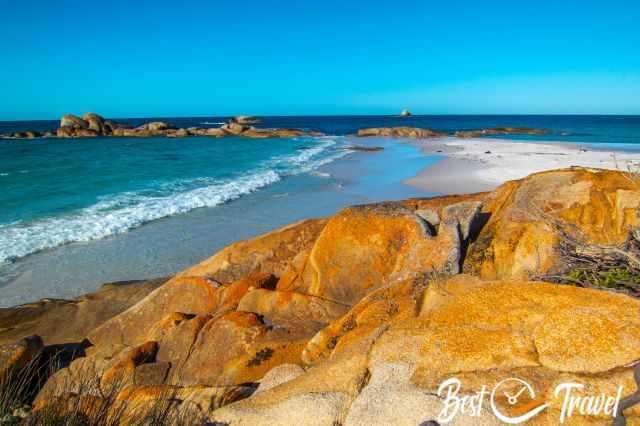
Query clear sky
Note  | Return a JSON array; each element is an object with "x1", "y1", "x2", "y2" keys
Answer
[{"x1": 1, "y1": 0, "x2": 639, "y2": 120}]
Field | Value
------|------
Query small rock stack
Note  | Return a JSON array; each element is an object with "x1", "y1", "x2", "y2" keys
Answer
[
  {"x1": 57, "y1": 113, "x2": 129, "y2": 137},
  {"x1": 3, "y1": 113, "x2": 322, "y2": 139}
]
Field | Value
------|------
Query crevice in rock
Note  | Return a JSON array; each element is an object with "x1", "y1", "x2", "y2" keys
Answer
[
  {"x1": 459, "y1": 211, "x2": 491, "y2": 271},
  {"x1": 337, "y1": 325, "x2": 391, "y2": 424}
]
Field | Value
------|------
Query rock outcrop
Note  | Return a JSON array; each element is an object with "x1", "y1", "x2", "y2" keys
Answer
[
  {"x1": 0, "y1": 335, "x2": 43, "y2": 379},
  {"x1": 355, "y1": 126, "x2": 551, "y2": 139},
  {"x1": 454, "y1": 127, "x2": 550, "y2": 138},
  {"x1": 3, "y1": 115, "x2": 556, "y2": 142},
  {"x1": 0, "y1": 278, "x2": 167, "y2": 346},
  {"x1": 463, "y1": 167, "x2": 640, "y2": 279},
  {"x1": 4, "y1": 167, "x2": 640, "y2": 425},
  {"x1": 357, "y1": 127, "x2": 445, "y2": 138},
  {"x1": 4, "y1": 113, "x2": 323, "y2": 139},
  {"x1": 60, "y1": 114, "x2": 89, "y2": 130},
  {"x1": 231, "y1": 115, "x2": 261, "y2": 124},
  {"x1": 213, "y1": 274, "x2": 640, "y2": 425}
]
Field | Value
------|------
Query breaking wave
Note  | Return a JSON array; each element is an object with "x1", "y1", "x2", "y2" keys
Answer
[{"x1": 0, "y1": 137, "x2": 347, "y2": 264}]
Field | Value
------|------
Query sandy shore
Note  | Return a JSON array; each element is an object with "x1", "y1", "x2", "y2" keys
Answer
[
  {"x1": 0, "y1": 136, "x2": 431, "y2": 307},
  {"x1": 406, "y1": 137, "x2": 640, "y2": 194}
]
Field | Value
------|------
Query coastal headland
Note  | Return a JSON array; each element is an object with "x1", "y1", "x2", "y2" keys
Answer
[{"x1": 2, "y1": 166, "x2": 640, "y2": 424}]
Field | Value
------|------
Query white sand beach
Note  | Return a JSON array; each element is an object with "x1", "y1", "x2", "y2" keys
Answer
[{"x1": 406, "y1": 137, "x2": 640, "y2": 194}]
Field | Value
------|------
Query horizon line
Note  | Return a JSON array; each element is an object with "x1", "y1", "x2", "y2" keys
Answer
[{"x1": 2, "y1": 112, "x2": 640, "y2": 123}]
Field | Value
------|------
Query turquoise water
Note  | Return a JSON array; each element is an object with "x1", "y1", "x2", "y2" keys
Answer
[
  {"x1": 0, "y1": 135, "x2": 431, "y2": 306},
  {"x1": 0, "y1": 134, "x2": 348, "y2": 264},
  {"x1": 1, "y1": 114, "x2": 640, "y2": 268}
]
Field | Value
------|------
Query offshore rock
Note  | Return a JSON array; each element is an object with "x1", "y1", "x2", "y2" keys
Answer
[{"x1": 356, "y1": 127, "x2": 445, "y2": 138}]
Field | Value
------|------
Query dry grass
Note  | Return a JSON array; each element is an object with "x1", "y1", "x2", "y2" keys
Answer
[
  {"x1": 1, "y1": 355, "x2": 207, "y2": 426},
  {"x1": 531, "y1": 165, "x2": 640, "y2": 296}
]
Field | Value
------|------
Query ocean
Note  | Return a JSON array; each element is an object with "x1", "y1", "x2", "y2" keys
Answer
[{"x1": 1, "y1": 115, "x2": 639, "y2": 305}]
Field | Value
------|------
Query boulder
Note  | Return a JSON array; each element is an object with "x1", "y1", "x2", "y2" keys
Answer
[
  {"x1": 110, "y1": 384, "x2": 255, "y2": 423},
  {"x1": 285, "y1": 200, "x2": 481, "y2": 305},
  {"x1": 241, "y1": 129, "x2": 273, "y2": 138},
  {"x1": 454, "y1": 127, "x2": 549, "y2": 138},
  {"x1": 12, "y1": 130, "x2": 40, "y2": 138},
  {"x1": 110, "y1": 127, "x2": 125, "y2": 137},
  {"x1": 60, "y1": 114, "x2": 88, "y2": 129},
  {"x1": 27, "y1": 168, "x2": 640, "y2": 424},
  {"x1": 268, "y1": 129, "x2": 309, "y2": 137},
  {"x1": 205, "y1": 128, "x2": 226, "y2": 137},
  {"x1": 221, "y1": 122, "x2": 249, "y2": 135},
  {"x1": 87, "y1": 219, "x2": 325, "y2": 350},
  {"x1": 209, "y1": 318, "x2": 377, "y2": 425},
  {"x1": 168, "y1": 128, "x2": 189, "y2": 138},
  {"x1": 142, "y1": 121, "x2": 171, "y2": 132},
  {"x1": 356, "y1": 127, "x2": 445, "y2": 138},
  {"x1": 255, "y1": 364, "x2": 305, "y2": 394},
  {"x1": 103, "y1": 120, "x2": 124, "y2": 134},
  {"x1": 0, "y1": 278, "x2": 167, "y2": 346},
  {"x1": 345, "y1": 363, "x2": 499, "y2": 426},
  {"x1": 36, "y1": 221, "x2": 327, "y2": 405},
  {"x1": 231, "y1": 116, "x2": 261, "y2": 124},
  {"x1": 82, "y1": 113, "x2": 106, "y2": 134},
  {"x1": 151, "y1": 314, "x2": 211, "y2": 383},
  {"x1": 0, "y1": 335, "x2": 43, "y2": 379},
  {"x1": 100, "y1": 341, "x2": 158, "y2": 390},
  {"x1": 87, "y1": 275, "x2": 267, "y2": 351},
  {"x1": 301, "y1": 278, "x2": 418, "y2": 366},
  {"x1": 135, "y1": 308, "x2": 310, "y2": 388},
  {"x1": 56, "y1": 126, "x2": 76, "y2": 138},
  {"x1": 177, "y1": 218, "x2": 327, "y2": 284},
  {"x1": 211, "y1": 275, "x2": 640, "y2": 425},
  {"x1": 185, "y1": 127, "x2": 207, "y2": 136},
  {"x1": 74, "y1": 128, "x2": 100, "y2": 138},
  {"x1": 133, "y1": 361, "x2": 171, "y2": 386},
  {"x1": 464, "y1": 167, "x2": 640, "y2": 279},
  {"x1": 236, "y1": 288, "x2": 349, "y2": 332}
]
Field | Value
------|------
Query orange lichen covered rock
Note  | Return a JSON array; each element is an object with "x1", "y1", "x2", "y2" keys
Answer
[
  {"x1": 27, "y1": 168, "x2": 640, "y2": 424},
  {"x1": 175, "y1": 311, "x2": 308, "y2": 386},
  {"x1": 465, "y1": 167, "x2": 640, "y2": 279},
  {"x1": 301, "y1": 278, "x2": 420, "y2": 366},
  {"x1": 215, "y1": 275, "x2": 640, "y2": 425},
  {"x1": 100, "y1": 341, "x2": 158, "y2": 389},
  {"x1": 178, "y1": 218, "x2": 327, "y2": 283},
  {"x1": 288, "y1": 200, "x2": 481, "y2": 305},
  {"x1": 237, "y1": 289, "x2": 349, "y2": 332},
  {"x1": 0, "y1": 335, "x2": 43, "y2": 378},
  {"x1": 87, "y1": 273, "x2": 277, "y2": 350},
  {"x1": 0, "y1": 278, "x2": 166, "y2": 346}
]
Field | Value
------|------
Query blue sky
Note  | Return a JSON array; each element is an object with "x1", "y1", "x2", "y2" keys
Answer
[{"x1": 1, "y1": 0, "x2": 639, "y2": 120}]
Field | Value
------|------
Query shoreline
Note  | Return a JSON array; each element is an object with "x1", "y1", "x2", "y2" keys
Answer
[
  {"x1": 405, "y1": 136, "x2": 640, "y2": 194},
  {"x1": 0, "y1": 136, "x2": 433, "y2": 307},
  {"x1": 2, "y1": 132, "x2": 640, "y2": 307}
]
